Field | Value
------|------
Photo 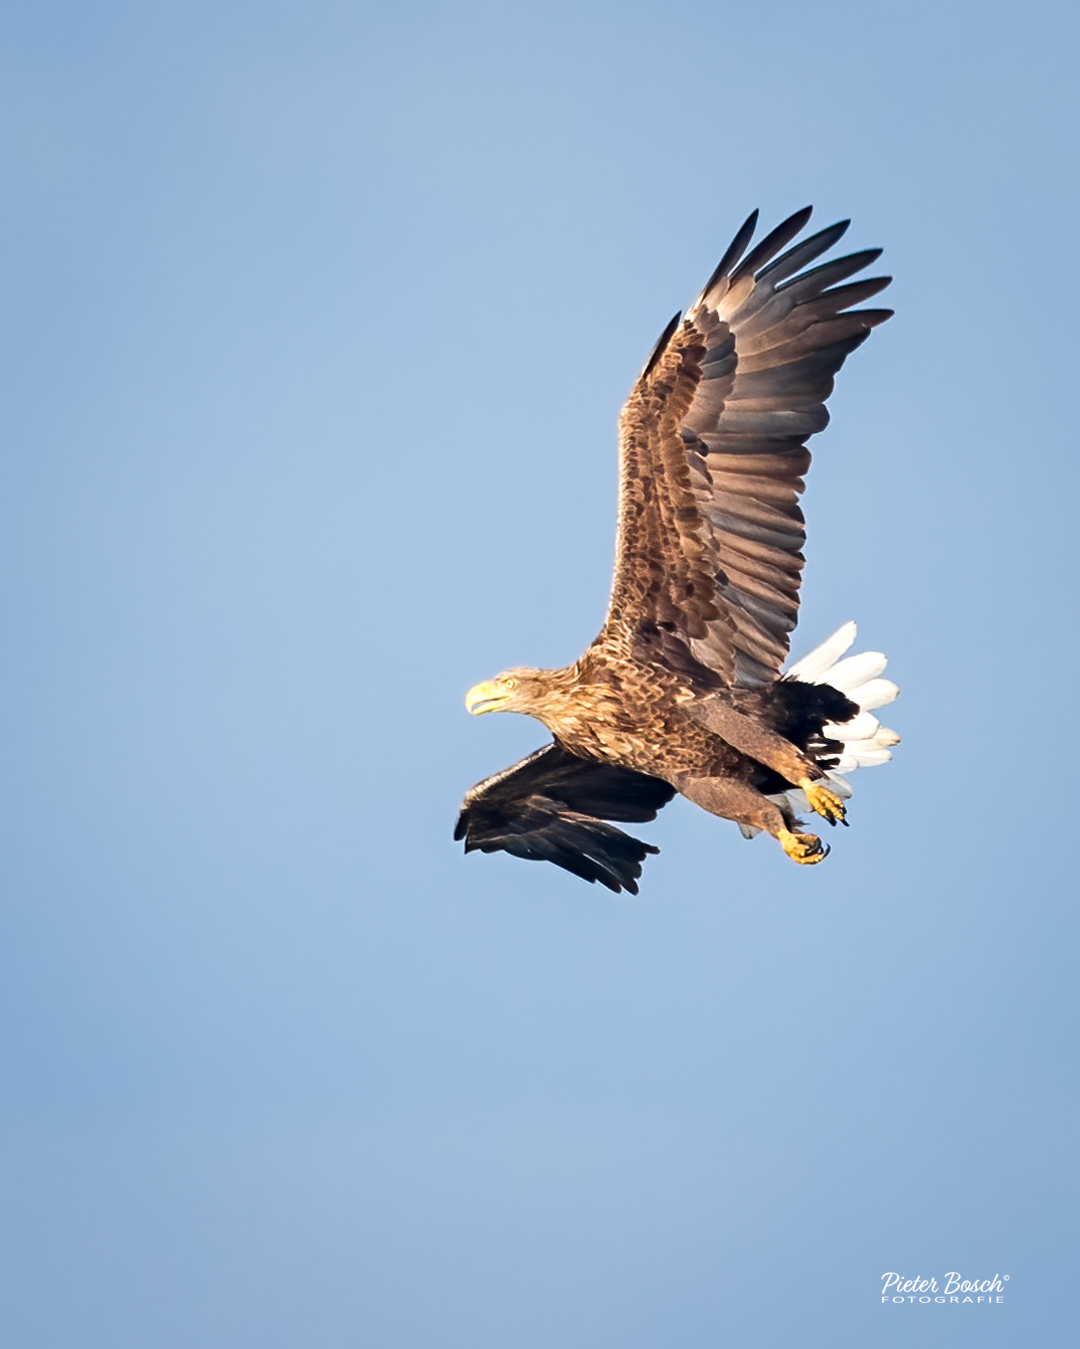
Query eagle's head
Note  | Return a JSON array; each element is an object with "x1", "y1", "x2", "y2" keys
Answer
[{"x1": 464, "y1": 668, "x2": 552, "y2": 717}]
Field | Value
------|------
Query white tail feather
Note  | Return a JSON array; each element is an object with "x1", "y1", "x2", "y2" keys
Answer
[
  {"x1": 783, "y1": 620, "x2": 856, "y2": 682},
  {"x1": 818, "y1": 651, "x2": 888, "y2": 692},
  {"x1": 823, "y1": 710, "x2": 879, "y2": 740},
  {"x1": 843, "y1": 677, "x2": 899, "y2": 711}
]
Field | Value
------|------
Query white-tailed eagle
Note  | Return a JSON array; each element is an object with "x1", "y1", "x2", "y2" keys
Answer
[{"x1": 457, "y1": 208, "x2": 899, "y2": 892}]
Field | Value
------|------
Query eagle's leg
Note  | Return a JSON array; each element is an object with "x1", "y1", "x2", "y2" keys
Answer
[
  {"x1": 690, "y1": 699, "x2": 846, "y2": 826},
  {"x1": 674, "y1": 775, "x2": 829, "y2": 866}
]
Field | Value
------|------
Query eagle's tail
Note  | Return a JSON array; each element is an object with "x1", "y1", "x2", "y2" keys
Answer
[{"x1": 741, "y1": 622, "x2": 900, "y2": 838}]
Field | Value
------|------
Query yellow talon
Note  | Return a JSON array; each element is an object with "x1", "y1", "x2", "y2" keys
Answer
[
  {"x1": 798, "y1": 777, "x2": 847, "y2": 827},
  {"x1": 778, "y1": 829, "x2": 829, "y2": 865}
]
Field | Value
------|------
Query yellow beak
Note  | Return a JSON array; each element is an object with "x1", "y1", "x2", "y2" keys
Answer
[{"x1": 465, "y1": 681, "x2": 508, "y2": 715}]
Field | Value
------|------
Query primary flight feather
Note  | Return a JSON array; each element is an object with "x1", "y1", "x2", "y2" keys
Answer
[{"x1": 456, "y1": 208, "x2": 899, "y2": 892}]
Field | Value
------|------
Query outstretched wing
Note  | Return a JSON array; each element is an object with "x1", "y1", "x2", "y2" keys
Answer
[
  {"x1": 602, "y1": 208, "x2": 892, "y2": 691},
  {"x1": 454, "y1": 743, "x2": 676, "y2": 894}
]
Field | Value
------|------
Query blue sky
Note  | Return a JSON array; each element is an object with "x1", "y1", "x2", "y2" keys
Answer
[{"x1": 0, "y1": 1, "x2": 1077, "y2": 1345}]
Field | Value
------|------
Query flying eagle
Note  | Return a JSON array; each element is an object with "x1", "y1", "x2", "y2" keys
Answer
[{"x1": 456, "y1": 208, "x2": 899, "y2": 892}]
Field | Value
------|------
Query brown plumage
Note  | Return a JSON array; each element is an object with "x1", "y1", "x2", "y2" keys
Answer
[{"x1": 457, "y1": 208, "x2": 900, "y2": 892}]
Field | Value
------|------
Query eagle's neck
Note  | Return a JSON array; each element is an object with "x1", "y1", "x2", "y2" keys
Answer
[{"x1": 526, "y1": 662, "x2": 659, "y2": 761}]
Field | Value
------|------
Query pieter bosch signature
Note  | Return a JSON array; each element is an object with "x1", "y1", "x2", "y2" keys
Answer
[{"x1": 882, "y1": 1272, "x2": 1008, "y2": 1304}]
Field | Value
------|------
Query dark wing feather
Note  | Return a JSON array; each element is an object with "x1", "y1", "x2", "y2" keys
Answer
[
  {"x1": 601, "y1": 208, "x2": 892, "y2": 690},
  {"x1": 455, "y1": 743, "x2": 675, "y2": 894}
]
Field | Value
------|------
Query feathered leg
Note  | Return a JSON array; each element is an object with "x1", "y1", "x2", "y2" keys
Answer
[
  {"x1": 689, "y1": 698, "x2": 847, "y2": 826},
  {"x1": 674, "y1": 774, "x2": 829, "y2": 865}
]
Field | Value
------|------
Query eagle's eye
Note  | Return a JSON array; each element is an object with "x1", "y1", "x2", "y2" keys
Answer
[{"x1": 503, "y1": 677, "x2": 518, "y2": 690}]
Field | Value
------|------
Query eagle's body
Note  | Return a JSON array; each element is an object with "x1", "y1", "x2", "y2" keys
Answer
[
  {"x1": 457, "y1": 208, "x2": 900, "y2": 892},
  {"x1": 493, "y1": 653, "x2": 843, "y2": 786},
  {"x1": 496, "y1": 654, "x2": 709, "y2": 776}
]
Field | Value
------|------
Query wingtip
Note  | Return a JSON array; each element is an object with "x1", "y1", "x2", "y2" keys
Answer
[
  {"x1": 641, "y1": 310, "x2": 682, "y2": 379},
  {"x1": 731, "y1": 205, "x2": 816, "y2": 282},
  {"x1": 830, "y1": 218, "x2": 852, "y2": 247},
  {"x1": 783, "y1": 205, "x2": 814, "y2": 237},
  {"x1": 697, "y1": 209, "x2": 761, "y2": 303}
]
